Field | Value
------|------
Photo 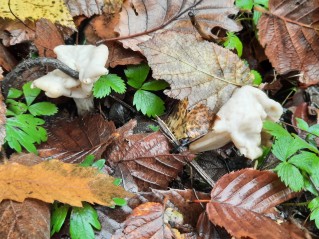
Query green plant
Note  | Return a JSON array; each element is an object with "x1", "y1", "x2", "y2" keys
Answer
[
  {"x1": 263, "y1": 119, "x2": 319, "y2": 228},
  {"x1": 92, "y1": 63, "x2": 169, "y2": 118},
  {"x1": 223, "y1": 32, "x2": 243, "y2": 57},
  {"x1": 235, "y1": 0, "x2": 269, "y2": 25},
  {"x1": 5, "y1": 82, "x2": 58, "y2": 153},
  {"x1": 50, "y1": 155, "x2": 126, "y2": 238}
]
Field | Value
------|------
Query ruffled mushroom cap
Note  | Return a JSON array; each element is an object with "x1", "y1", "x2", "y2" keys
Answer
[{"x1": 189, "y1": 85, "x2": 283, "y2": 160}]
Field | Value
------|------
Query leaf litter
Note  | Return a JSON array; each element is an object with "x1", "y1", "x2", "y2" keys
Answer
[{"x1": 0, "y1": 0, "x2": 318, "y2": 238}]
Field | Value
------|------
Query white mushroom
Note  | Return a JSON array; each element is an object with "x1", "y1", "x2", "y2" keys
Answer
[
  {"x1": 189, "y1": 85, "x2": 283, "y2": 160},
  {"x1": 32, "y1": 45, "x2": 109, "y2": 114}
]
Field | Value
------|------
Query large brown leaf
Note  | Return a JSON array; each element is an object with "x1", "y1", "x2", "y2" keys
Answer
[
  {"x1": 139, "y1": 31, "x2": 253, "y2": 112},
  {"x1": 0, "y1": 154, "x2": 50, "y2": 239},
  {"x1": 115, "y1": 0, "x2": 242, "y2": 51},
  {"x1": 38, "y1": 114, "x2": 116, "y2": 163},
  {"x1": 258, "y1": 0, "x2": 319, "y2": 85},
  {"x1": 0, "y1": 154, "x2": 131, "y2": 207},
  {"x1": 206, "y1": 169, "x2": 300, "y2": 239},
  {"x1": 108, "y1": 130, "x2": 194, "y2": 191}
]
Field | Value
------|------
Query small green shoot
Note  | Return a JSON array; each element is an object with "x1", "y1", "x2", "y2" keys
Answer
[
  {"x1": 251, "y1": 70, "x2": 262, "y2": 85},
  {"x1": 125, "y1": 63, "x2": 169, "y2": 117},
  {"x1": 51, "y1": 202, "x2": 70, "y2": 236},
  {"x1": 223, "y1": 32, "x2": 243, "y2": 57},
  {"x1": 5, "y1": 82, "x2": 58, "y2": 153},
  {"x1": 235, "y1": 0, "x2": 269, "y2": 25},
  {"x1": 263, "y1": 119, "x2": 319, "y2": 228},
  {"x1": 148, "y1": 124, "x2": 160, "y2": 132}
]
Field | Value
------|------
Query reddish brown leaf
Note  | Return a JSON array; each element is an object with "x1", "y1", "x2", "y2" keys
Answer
[
  {"x1": 116, "y1": 0, "x2": 242, "y2": 51},
  {"x1": 38, "y1": 114, "x2": 116, "y2": 163},
  {"x1": 0, "y1": 199, "x2": 50, "y2": 239},
  {"x1": 112, "y1": 202, "x2": 173, "y2": 239},
  {"x1": 108, "y1": 129, "x2": 193, "y2": 191},
  {"x1": 196, "y1": 212, "x2": 230, "y2": 239},
  {"x1": 86, "y1": 14, "x2": 144, "y2": 67},
  {"x1": 258, "y1": 0, "x2": 319, "y2": 85},
  {"x1": 0, "y1": 43, "x2": 17, "y2": 71},
  {"x1": 206, "y1": 169, "x2": 300, "y2": 239},
  {"x1": 34, "y1": 19, "x2": 65, "y2": 58}
]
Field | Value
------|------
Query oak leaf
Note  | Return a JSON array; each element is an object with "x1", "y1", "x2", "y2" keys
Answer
[
  {"x1": 258, "y1": 0, "x2": 319, "y2": 85},
  {"x1": 116, "y1": 0, "x2": 242, "y2": 51},
  {"x1": 0, "y1": 157, "x2": 131, "y2": 207},
  {"x1": 0, "y1": 0, "x2": 75, "y2": 29},
  {"x1": 206, "y1": 169, "x2": 300, "y2": 239},
  {"x1": 38, "y1": 114, "x2": 116, "y2": 163},
  {"x1": 139, "y1": 31, "x2": 254, "y2": 112}
]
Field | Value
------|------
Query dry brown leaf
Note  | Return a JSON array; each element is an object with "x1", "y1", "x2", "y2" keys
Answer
[
  {"x1": 0, "y1": 19, "x2": 35, "y2": 46},
  {"x1": 206, "y1": 169, "x2": 300, "y2": 239},
  {"x1": 66, "y1": 0, "x2": 123, "y2": 17},
  {"x1": 34, "y1": 19, "x2": 65, "y2": 57},
  {"x1": 139, "y1": 31, "x2": 253, "y2": 112},
  {"x1": 0, "y1": 154, "x2": 50, "y2": 239},
  {"x1": 166, "y1": 99, "x2": 214, "y2": 140},
  {"x1": 86, "y1": 15, "x2": 144, "y2": 67},
  {"x1": 107, "y1": 128, "x2": 194, "y2": 191},
  {"x1": 0, "y1": 199, "x2": 50, "y2": 239},
  {"x1": 258, "y1": 0, "x2": 319, "y2": 85},
  {"x1": 197, "y1": 212, "x2": 230, "y2": 239},
  {"x1": 38, "y1": 114, "x2": 116, "y2": 163},
  {"x1": 116, "y1": 0, "x2": 242, "y2": 51},
  {"x1": 0, "y1": 157, "x2": 131, "y2": 207},
  {"x1": 0, "y1": 42, "x2": 17, "y2": 71},
  {"x1": 112, "y1": 202, "x2": 174, "y2": 239}
]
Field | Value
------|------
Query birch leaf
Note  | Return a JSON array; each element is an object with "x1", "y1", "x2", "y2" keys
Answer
[
  {"x1": 0, "y1": 0, "x2": 75, "y2": 29},
  {"x1": 139, "y1": 31, "x2": 254, "y2": 112}
]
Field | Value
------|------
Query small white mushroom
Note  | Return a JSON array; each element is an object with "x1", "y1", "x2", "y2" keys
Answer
[
  {"x1": 32, "y1": 45, "x2": 109, "y2": 114},
  {"x1": 189, "y1": 85, "x2": 283, "y2": 160}
]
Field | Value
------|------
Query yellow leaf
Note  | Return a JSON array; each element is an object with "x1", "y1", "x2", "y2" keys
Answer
[
  {"x1": 0, "y1": 159, "x2": 131, "y2": 207},
  {"x1": 0, "y1": 0, "x2": 75, "y2": 29}
]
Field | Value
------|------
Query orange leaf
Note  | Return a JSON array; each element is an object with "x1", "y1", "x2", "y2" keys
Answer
[{"x1": 0, "y1": 158, "x2": 131, "y2": 207}]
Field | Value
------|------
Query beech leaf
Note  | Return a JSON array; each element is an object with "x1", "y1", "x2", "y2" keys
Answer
[
  {"x1": 38, "y1": 114, "x2": 116, "y2": 163},
  {"x1": 0, "y1": 158, "x2": 131, "y2": 207},
  {"x1": 139, "y1": 31, "x2": 253, "y2": 112},
  {"x1": 107, "y1": 129, "x2": 194, "y2": 191},
  {"x1": 206, "y1": 169, "x2": 300, "y2": 239},
  {"x1": 116, "y1": 0, "x2": 242, "y2": 51},
  {"x1": 257, "y1": 0, "x2": 319, "y2": 85}
]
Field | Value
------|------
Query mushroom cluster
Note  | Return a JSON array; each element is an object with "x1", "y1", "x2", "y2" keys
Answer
[
  {"x1": 189, "y1": 85, "x2": 283, "y2": 160},
  {"x1": 32, "y1": 45, "x2": 109, "y2": 114}
]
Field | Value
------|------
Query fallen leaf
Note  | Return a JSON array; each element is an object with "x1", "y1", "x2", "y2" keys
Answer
[
  {"x1": 197, "y1": 212, "x2": 231, "y2": 239},
  {"x1": 86, "y1": 15, "x2": 144, "y2": 67},
  {"x1": 34, "y1": 19, "x2": 65, "y2": 57},
  {"x1": 0, "y1": 199, "x2": 50, "y2": 239},
  {"x1": 0, "y1": 0, "x2": 75, "y2": 29},
  {"x1": 139, "y1": 31, "x2": 253, "y2": 112},
  {"x1": 112, "y1": 202, "x2": 174, "y2": 239},
  {"x1": 0, "y1": 42, "x2": 17, "y2": 71},
  {"x1": 0, "y1": 19, "x2": 35, "y2": 46},
  {"x1": 66, "y1": 0, "x2": 123, "y2": 17},
  {"x1": 0, "y1": 154, "x2": 50, "y2": 239},
  {"x1": 206, "y1": 169, "x2": 300, "y2": 239},
  {"x1": 166, "y1": 99, "x2": 214, "y2": 140},
  {"x1": 38, "y1": 114, "x2": 116, "y2": 163},
  {"x1": 116, "y1": 0, "x2": 242, "y2": 51},
  {"x1": 258, "y1": 0, "x2": 319, "y2": 85},
  {"x1": 0, "y1": 155, "x2": 131, "y2": 207},
  {"x1": 107, "y1": 129, "x2": 194, "y2": 191}
]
